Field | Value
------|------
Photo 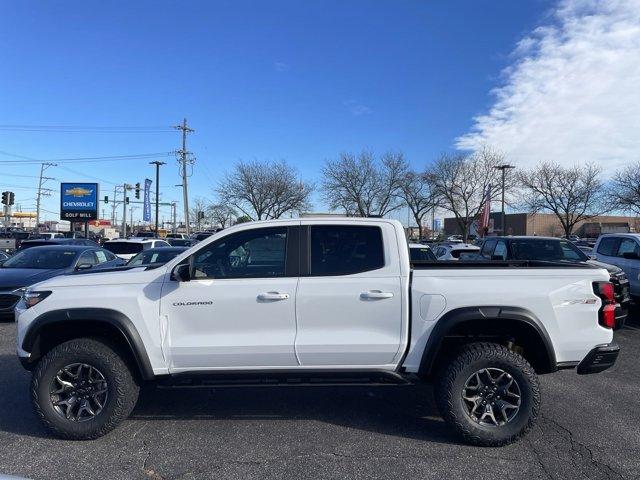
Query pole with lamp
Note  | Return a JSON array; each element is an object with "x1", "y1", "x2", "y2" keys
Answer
[{"x1": 493, "y1": 164, "x2": 515, "y2": 235}]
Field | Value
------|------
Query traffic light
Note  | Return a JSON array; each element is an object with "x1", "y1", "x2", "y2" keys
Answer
[
  {"x1": 104, "y1": 195, "x2": 109, "y2": 204},
  {"x1": 126, "y1": 197, "x2": 130, "y2": 204},
  {"x1": 2, "y1": 191, "x2": 14, "y2": 206},
  {"x1": 198, "y1": 211, "x2": 205, "y2": 221},
  {"x1": 135, "y1": 183, "x2": 141, "y2": 199}
]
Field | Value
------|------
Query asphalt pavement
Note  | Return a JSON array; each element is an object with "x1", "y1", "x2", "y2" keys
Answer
[{"x1": 0, "y1": 315, "x2": 638, "y2": 480}]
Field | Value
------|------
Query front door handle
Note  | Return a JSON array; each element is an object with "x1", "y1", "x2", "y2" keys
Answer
[
  {"x1": 257, "y1": 292, "x2": 290, "y2": 301},
  {"x1": 360, "y1": 290, "x2": 394, "y2": 300}
]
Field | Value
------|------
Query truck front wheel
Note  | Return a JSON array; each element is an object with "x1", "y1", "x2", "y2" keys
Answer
[
  {"x1": 31, "y1": 337, "x2": 140, "y2": 440},
  {"x1": 435, "y1": 342, "x2": 540, "y2": 447}
]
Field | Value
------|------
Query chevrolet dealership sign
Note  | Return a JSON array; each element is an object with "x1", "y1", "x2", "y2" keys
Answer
[{"x1": 60, "y1": 182, "x2": 99, "y2": 220}]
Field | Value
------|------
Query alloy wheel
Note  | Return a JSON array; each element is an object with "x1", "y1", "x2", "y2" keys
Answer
[
  {"x1": 461, "y1": 367, "x2": 521, "y2": 427},
  {"x1": 49, "y1": 363, "x2": 109, "y2": 422}
]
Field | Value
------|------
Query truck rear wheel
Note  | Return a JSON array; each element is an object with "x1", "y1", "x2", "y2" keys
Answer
[
  {"x1": 31, "y1": 337, "x2": 140, "y2": 440},
  {"x1": 435, "y1": 342, "x2": 540, "y2": 447}
]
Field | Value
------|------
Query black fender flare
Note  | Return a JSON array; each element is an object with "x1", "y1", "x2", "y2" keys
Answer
[
  {"x1": 418, "y1": 306, "x2": 557, "y2": 375},
  {"x1": 22, "y1": 308, "x2": 155, "y2": 380}
]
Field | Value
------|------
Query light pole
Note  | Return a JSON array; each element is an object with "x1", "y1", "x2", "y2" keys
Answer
[
  {"x1": 494, "y1": 165, "x2": 515, "y2": 235},
  {"x1": 149, "y1": 161, "x2": 166, "y2": 236}
]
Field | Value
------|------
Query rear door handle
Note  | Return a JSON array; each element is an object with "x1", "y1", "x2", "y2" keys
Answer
[
  {"x1": 360, "y1": 290, "x2": 394, "y2": 300},
  {"x1": 257, "y1": 292, "x2": 290, "y2": 301}
]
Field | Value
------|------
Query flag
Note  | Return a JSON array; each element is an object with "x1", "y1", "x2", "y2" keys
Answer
[{"x1": 479, "y1": 185, "x2": 491, "y2": 234}]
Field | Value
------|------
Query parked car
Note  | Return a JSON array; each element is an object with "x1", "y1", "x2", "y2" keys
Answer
[
  {"x1": 433, "y1": 242, "x2": 480, "y2": 260},
  {"x1": 467, "y1": 236, "x2": 630, "y2": 326},
  {"x1": 409, "y1": 243, "x2": 437, "y2": 262},
  {"x1": 16, "y1": 218, "x2": 619, "y2": 445},
  {"x1": 18, "y1": 238, "x2": 99, "y2": 251},
  {"x1": 166, "y1": 233, "x2": 189, "y2": 240},
  {"x1": 132, "y1": 231, "x2": 156, "y2": 238},
  {"x1": 103, "y1": 238, "x2": 171, "y2": 261},
  {"x1": 593, "y1": 234, "x2": 640, "y2": 300},
  {"x1": 28, "y1": 232, "x2": 66, "y2": 240},
  {"x1": 166, "y1": 238, "x2": 194, "y2": 247},
  {"x1": 0, "y1": 229, "x2": 31, "y2": 251},
  {"x1": 0, "y1": 245, "x2": 123, "y2": 321},
  {"x1": 192, "y1": 232, "x2": 213, "y2": 242},
  {"x1": 127, "y1": 247, "x2": 188, "y2": 267}
]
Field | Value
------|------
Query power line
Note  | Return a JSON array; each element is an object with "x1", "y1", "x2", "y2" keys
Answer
[
  {"x1": 54, "y1": 165, "x2": 119, "y2": 186},
  {"x1": 0, "y1": 150, "x2": 172, "y2": 164},
  {"x1": 0, "y1": 124, "x2": 173, "y2": 133}
]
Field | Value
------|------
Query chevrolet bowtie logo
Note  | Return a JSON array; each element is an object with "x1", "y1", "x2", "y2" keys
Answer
[{"x1": 65, "y1": 187, "x2": 92, "y2": 197}]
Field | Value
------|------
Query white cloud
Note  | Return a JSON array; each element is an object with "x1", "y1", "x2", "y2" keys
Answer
[
  {"x1": 456, "y1": 0, "x2": 640, "y2": 174},
  {"x1": 343, "y1": 99, "x2": 373, "y2": 116}
]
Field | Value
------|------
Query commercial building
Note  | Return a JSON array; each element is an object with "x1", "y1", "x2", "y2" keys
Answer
[{"x1": 443, "y1": 212, "x2": 640, "y2": 238}]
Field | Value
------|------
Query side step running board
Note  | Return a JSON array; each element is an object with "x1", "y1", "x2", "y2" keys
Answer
[{"x1": 155, "y1": 369, "x2": 417, "y2": 388}]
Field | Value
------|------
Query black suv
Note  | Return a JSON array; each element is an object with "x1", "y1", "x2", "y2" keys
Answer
[{"x1": 467, "y1": 236, "x2": 630, "y2": 327}]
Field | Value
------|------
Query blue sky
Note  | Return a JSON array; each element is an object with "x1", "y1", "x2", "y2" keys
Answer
[{"x1": 1, "y1": 1, "x2": 554, "y2": 223}]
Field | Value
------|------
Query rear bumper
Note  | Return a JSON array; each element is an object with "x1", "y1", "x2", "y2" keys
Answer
[{"x1": 577, "y1": 343, "x2": 620, "y2": 375}]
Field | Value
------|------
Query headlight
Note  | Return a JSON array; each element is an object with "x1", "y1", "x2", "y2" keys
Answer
[{"x1": 22, "y1": 290, "x2": 51, "y2": 309}]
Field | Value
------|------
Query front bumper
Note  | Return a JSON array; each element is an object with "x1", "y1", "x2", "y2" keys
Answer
[{"x1": 577, "y1": 343, "x2": 620, "y2": 375}]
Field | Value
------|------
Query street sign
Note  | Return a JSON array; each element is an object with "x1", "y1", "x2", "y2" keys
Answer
[{"x1": 60, "y1": 183, "x2": 99, "y2": 221}]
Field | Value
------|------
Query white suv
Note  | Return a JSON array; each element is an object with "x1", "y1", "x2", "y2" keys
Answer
[
  {"x1": 433, "y1": 242, "x2": 480, "y2": 261},
  {"x1": 103, "y1": 238, "x2": 170, "y2": 260}
]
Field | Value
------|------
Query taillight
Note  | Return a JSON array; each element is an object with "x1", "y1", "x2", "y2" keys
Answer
[{"x1": 593, "y1": 281, "x2": 616, "y2": 329}]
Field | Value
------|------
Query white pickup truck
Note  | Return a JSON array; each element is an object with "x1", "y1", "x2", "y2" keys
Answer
[{"x1": 15, "y1": 218, "x2": 620, "y2": 446}]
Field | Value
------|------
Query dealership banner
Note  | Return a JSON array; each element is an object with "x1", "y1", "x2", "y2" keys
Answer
[
  {"x1": 60, "y1": 183, "x2": 99, "y2": 221},
  {"x1": 143, "y1": 178, "x2": 152, "y2": 222}
]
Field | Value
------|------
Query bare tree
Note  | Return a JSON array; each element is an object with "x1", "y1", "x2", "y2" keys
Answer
[
  {"x1": 517, "y1": 162, "x2": 608, "y2": 237},
  {"x1": 610, "y1": 162, "x2": 640, "y2": 216},
  {"x1": 399, "y1": 169, "x2": 440, "y2": 240},
  {"x1": 322, "y1": 150, "x2": 406, "y2": 216},
  {"x1": 433, "y1": 148, "x2": 505, "y2": 242},
  {"x1": 189, "y1": 197, "x2": 211, "y2": 231},
  {"x1": 207, "y1": 203, "x2": 237, "y2": 228},
  {"x1": 216, "y1": 159, "x2": 313, "y2": 220}
]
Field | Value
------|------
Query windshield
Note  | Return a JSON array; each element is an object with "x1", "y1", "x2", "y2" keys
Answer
[
  {"x1": 510, "y1": 239, "x2": 588, "y2": 261},
  {"x1": 127, "y1": 249, "x2": 183, "y2": 266},
  {"x1": 410, "y1": 247, "x2": 436, "y2": 261},
  {"x1": 104, "y1": 242, "x2": 144, "y2": 255},
  {"x1": 3, "y1": 248, "x2": 78, "y2": 269}
]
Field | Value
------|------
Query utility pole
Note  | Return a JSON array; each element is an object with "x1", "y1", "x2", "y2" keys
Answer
[
  {"x1": 174, "y1": 118, "x2": 194, "y2": 235},
  {"x1": 121, "y1": 183, "x2": 131, "y2": 238},
  {"x1": 171, "y1": 202, "x2": 177, "y2": 233},
  {"x1": 149, "y1": 161, "x2": 165, "y2": 236},
  {"x1": 494, "y1": 164, "x2": 515, "y2": 235},
  {"x1": 35, "y1": 162, "x2": 56, "y2": 231},
  {"x1": 111, "y1": 185, "x2": 118, "y2": 225}
]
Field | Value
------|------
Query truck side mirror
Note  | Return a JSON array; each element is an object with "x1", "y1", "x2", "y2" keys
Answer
[{"x1": 172, "y1": 263, "x2": 191, "y2": 282}]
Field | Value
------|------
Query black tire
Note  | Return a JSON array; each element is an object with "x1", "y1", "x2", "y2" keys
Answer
[
  {"x1": 31, "y1": 337, "x2": 140, "y2": 440},
  {"x1": 435, "y1": 342, "x2": 540, "y2": 447}
]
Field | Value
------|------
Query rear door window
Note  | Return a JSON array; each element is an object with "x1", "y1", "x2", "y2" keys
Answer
[
  {"x1": 617, "y1": 239, "x2": 640, "y2": 257},
  {"x1": 310, "y1": 225, "x2": 384, "y2": 276}
]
